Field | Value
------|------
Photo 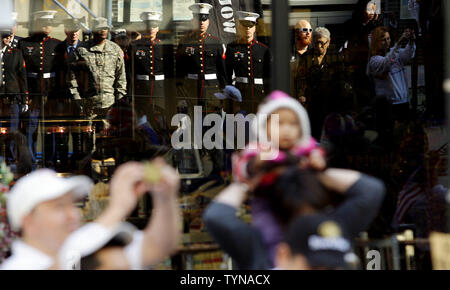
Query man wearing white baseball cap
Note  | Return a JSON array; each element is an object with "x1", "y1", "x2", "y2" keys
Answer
[
  {"x1": 0, "y1": 169, "x2": 93, "y2": 269},
  {"x1": 1, "y1": 159, "x2": 181, "y2": 270}
]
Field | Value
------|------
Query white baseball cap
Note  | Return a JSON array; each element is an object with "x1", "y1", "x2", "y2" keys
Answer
[
  {"x1": 7, "y1": 169, "x2": 93, "y2": 230},
  {"x1": 58, "y1": 222, "x2": 136, "y2": 270}
]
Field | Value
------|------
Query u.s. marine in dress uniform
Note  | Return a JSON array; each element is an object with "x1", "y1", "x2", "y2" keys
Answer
[
  {"x1": 176, "y1": 3, "x2": 226, "y2": 113},
  {"x1": 19, "y1": 10, "x2": 61, "y2": 163},
  {"x1": 225, "y1": 11, "x2": 271, "y2": 114}
]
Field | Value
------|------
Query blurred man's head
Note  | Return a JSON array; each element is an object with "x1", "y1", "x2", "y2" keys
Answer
[
  {"x1": 189, "y1": 3, "x2": 213, "y2": 34},
  {"x1": 275, "y1": 215, "x2": 354, "y2": 270},
  {"x1": 7, "y1": 170, "x2": 92, "y2": 254},
  {"x1": 236, "y1": 11, "x2": 259, "y2": 42},
  {"x1": 59, "y1": 223, "x2": 135, "y2": 270},
  {"x1": 253, "y1": 166, "x2": 331, "y2": 227},
  {"x1": 80, "y1": 237, "x2": 131, "y2": 270},
  {"x1": 21, "y1": 193, "x2": 82, "y2": 252},
  {"x1": 295, "y1": 20, "x2": 312, "y2": 50}
]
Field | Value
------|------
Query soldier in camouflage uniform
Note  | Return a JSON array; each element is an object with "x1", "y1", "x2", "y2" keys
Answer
[{"x1": 68, "y1": 17, "x2": 127, "y2": 129}]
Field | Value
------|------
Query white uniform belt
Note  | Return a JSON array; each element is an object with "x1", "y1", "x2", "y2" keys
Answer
[
  {"x1": 187, "y1": 73, "x2": 217, "y2": 80},
  {"x1": 235, "y1": 77, "x2": 263, "y2": 85},
  {"x1": 136, "y1": 74, "x2": 165, "y2": 81},
  {"x1": 27, "y1": 72, "x2": 56, "y2": 79}
]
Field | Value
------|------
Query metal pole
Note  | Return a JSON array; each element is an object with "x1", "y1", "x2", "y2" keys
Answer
[
  {"x1": 123, "y1": 0, "x2": 131, "y2": 24},
  {"x1": 444, "y1": 0, "x2": 450, "y2": 233},
  {"x1": 73, "y1": 0, "x2": 97, "y2": 18},
  {"x1": 106, "y1": 0, "x2": 113, "y2": 26},
  {"x1": 270, "y1": 0, "x2": 290, "y2": 94}
]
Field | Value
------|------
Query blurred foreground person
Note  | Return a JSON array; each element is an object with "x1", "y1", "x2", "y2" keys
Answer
[
  {"x1": 1, "y1": 159, "x2": 181, "y2": 270},
  {"x1": 203, "y1": 168, "x2": 385, "y2": 269},
  {"x1": 0, "y1": 170, "x2": 93, "y2": 269},
  {"x1": 274, "y1": 215, "x2": 355, "y2": 270},
  {"x1": 58, "y1": 159, "x2": 181, "y2": 270}
]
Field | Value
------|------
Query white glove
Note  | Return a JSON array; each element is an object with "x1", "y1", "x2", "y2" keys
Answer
[{"x1": 21, "y1": 104, "x2": 29, "y2": 113}]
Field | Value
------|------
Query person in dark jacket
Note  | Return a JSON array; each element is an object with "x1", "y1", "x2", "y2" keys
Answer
[
  {"x1": 342, "y1": 0, "x2": 383, "y2": 108},
  {"x1": 175, "y1": 2, "x2": 226, "y2": 112},
  {"x1": 53, "y1": 18, "x2": 87, "y2": 171},
  {"x1": 0, "y1": 29, "x2": 28, "y2": 164},
  {"x1": 127, "y1": 11, "x2": 174, "y2": 145},
  {"x1": 203, "y1": 167, "x2": 385, "y2": 269},
  {"x1": 225, "y1": 10, "x2": 271, "y2": 114},
  {"x1": 19, "y1": 10, "x2": 61, "y2": 164},
  {"x1": 54, "y1": 18, "x2": 86, "y2": 116}
]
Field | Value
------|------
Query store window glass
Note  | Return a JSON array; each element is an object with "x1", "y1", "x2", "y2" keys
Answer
[
  {"x1": 0, "y1": 0, "x2": 447, "y2": 270},
  {"x1": 286, "y1": 0, "x2": 448, "y2": 270}
]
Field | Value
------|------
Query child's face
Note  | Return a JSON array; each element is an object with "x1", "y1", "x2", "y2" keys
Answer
[{"x1": 267, "y1": 108, "x2": 302, "y2": 150}]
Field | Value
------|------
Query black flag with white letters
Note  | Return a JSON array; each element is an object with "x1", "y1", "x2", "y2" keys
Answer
[{"x1": 207, "y1": 0, "x2": 263, "y2": 44}]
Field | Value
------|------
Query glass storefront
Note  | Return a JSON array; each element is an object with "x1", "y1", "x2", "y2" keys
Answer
[{"x1": 0, "y1": 0, "x2": 447, "y2": 270}]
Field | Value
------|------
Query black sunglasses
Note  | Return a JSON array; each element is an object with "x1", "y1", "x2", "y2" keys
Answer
[
  {"x1": 239, "y1": 20, "x2": 256, "y2": 28},
  {"x1": 197, "y1": 14, "x2": 209, "y2": 22}
]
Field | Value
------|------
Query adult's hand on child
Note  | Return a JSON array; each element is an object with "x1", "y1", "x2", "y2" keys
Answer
[
  {"x1": 308, "y1": 149, "x2": 327, "y2": 171},
  {"x1": 299, "y1": 148, "x2": 327, "y2": 171}
]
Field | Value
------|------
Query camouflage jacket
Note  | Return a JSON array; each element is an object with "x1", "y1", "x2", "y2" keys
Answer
[{"x1": 68, "y1": 39, "x2": 127, "y2": 109}]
